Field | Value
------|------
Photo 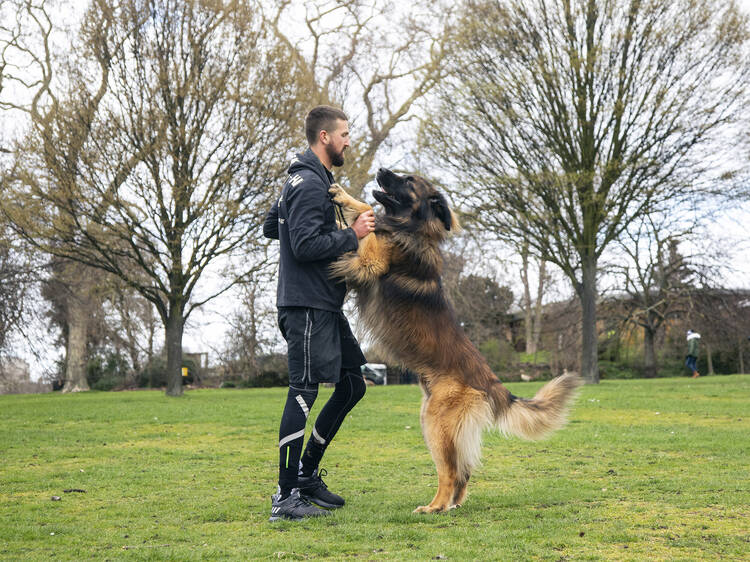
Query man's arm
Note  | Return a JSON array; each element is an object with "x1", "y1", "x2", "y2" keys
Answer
[
  {"x1": 286, "y1": 183, "x2": 358, "y2": 262},
  {"x1": 263, "y1": 200, "x2": 280, "y2": 240}
]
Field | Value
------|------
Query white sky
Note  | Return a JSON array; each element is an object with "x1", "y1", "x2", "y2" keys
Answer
[
  {"x1": 186, "y1": 0, "x2": 750, "y2": 360},
  {"x1": 4, "y1": 0, "x2": 750, "y2": 377}
]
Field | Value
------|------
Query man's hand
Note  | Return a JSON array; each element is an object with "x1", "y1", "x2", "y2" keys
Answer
[{"x1": 351, "y1": 210, "x2": 375, "y2": 240}]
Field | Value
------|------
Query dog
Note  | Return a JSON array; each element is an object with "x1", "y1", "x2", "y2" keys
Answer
[{"x1": 328, "y1": 168, "x2": 581, "y2": 513}]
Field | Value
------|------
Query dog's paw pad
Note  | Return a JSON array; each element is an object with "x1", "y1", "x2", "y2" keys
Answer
[{"x1": 328, "y1": 183, "x2": 345, "y2": 200}]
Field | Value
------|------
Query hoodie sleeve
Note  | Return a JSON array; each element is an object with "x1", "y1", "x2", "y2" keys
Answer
[
  {"x1": 263, "y1": 200, "x2": 279, "y2": 240},
  {"x1": 285, "y1": 178, "x2": 358, "y2": 262}
]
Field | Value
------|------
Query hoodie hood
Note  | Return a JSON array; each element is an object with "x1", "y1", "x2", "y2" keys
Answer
[
  {"x1": 687, "y1": 332, "x2": 701, "y2": 340},
  {"x1": 288, "y1": 148, "x2": 333, "y2": 186}
]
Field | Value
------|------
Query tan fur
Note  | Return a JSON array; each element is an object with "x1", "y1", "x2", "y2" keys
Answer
[
  {"x1": 329, "y1": 183, "x2": 369, "y2": 228},
  {"x1": 497, "y1": 373, "x2": 582, "y2": 440},
  {"x1": 329, "y1": 184, "x2": 391, "y2": 284},
  {"x1": 329, "y1": 178, "x2": 582, "y2": 513}
]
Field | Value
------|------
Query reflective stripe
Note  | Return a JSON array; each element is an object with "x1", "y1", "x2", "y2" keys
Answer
[
  {"x1": 304, "y1": 310, "x2": 312, "y2": 382},
  {"x1": 312, "y1": 426, "x2": 326, "y2": 445},
  {"x1": 295, "y1": 395, "x2": 309, "y2": 418},
  {"x1": 279, "y1": 429, "x2": 305, "y2": 448}
]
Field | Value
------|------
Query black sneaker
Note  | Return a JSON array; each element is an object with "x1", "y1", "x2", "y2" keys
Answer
[
  {"x1": 269, "y1": 489, "x2": 330, "y2": 522},
  {"x1": 297, "y1": 468, "x2": 345, "y2": 509}
]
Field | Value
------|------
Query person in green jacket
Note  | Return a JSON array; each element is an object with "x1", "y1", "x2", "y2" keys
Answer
[{"x1": 685, "y1": 330, "x2": 701, "y2": 378}]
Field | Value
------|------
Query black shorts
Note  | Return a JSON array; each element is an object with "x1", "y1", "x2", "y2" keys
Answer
[{"x1": 278, "y1": 307, "x2": 366, "y2": 385}]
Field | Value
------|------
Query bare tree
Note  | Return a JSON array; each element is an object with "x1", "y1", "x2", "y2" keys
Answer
[
  {"x1": 613, "y1": 215, "x2": 694, "y2": 376},
  {"x1": 218, "y1": 269, "x2": 277, "y2": 383},
  {"x1": 2, "y1": 0, "x2": 307, "y2": 396},
  {"x1": 443, "y1": 249, "x2": 514, "y2": 348},
  {"x1": 439, "y1": 235, "x2": 517, "y2": 350},
  {"x1": 520, "y1": 241, "x2": 547, "y2": 355},
  {"x1": 685, "y1": 287, "x2": 750, "y2": 375},
  {"x1": 41, "y1": 260, "x2": 106, "y2": 392},
  {"x1": 43, "y1": 256, "x2": 159, "y2": 390},
  {"x1": 419, "y1": 0, "x2": 750, "y2": 383},
  {"x1": 214, "y1": 0, "x2": 453, "y2": 376},
  {"x1": 0, "y1": 0, "x2": 96, "y2": 391},
  {"x1": 104, "y1": 279, "x2": 158, "y2": 381},
  {"x1": 0, "y1": 227, "x2": 36, "y2": 356},
  {"x1": 261, "y1": 0, "x2": 452, "y2": 195}
]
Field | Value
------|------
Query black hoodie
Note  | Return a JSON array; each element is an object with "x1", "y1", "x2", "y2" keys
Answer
[{"x1": 263, "y1": 148, "x2": 358, "y2": 311}]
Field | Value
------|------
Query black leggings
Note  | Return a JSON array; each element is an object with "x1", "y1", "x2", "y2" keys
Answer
[{"x1": 277, "y1": 371, "x2": 366, "y2": 492}]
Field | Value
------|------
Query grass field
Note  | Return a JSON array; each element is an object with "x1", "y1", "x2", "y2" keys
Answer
[{"x1": 1, "y1": 375, "x2": 749, "y2": 561}]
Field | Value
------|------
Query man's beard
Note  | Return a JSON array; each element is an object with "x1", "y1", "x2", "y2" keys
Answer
[{"x1": 326, "y1": 143, "x2": 345, "y2": 167}]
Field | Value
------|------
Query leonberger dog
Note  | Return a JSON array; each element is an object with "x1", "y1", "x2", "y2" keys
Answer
[{"x1": 328, "y1": 168, "x2": 581, "y2": 513}]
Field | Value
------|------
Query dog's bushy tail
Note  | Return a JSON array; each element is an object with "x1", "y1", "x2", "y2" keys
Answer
[{"x1": 494, "y1": 373, "x2": 582, "y2": 440}]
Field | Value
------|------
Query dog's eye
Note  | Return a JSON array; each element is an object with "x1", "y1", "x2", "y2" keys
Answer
[{"x1": 404, "y1": 177, "x2": 417, "y2": 194}]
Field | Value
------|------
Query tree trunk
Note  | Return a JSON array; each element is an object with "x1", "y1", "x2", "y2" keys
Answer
[
  {"x1": 531, "y1": 258, "x2": 546, "y2": 354},
  {"x1": 737, "y1": 336, "x2": 744, "y2": 374},
  {"x1": 119, "y1": 299, "x2": 141, "y2": 385},
  {"x1": 147, "y1": 306, "x2": 155, "y2": 365},
  {"x1": 247, "y1": 289, "x2": 261, "y2": 380},
  {"x1": 705, "y1": 341, "x2": 714, "y2": 375},
  {"x1": 165, "y1": 303, "x2": 184, "y2": 397},
  {"x1": 521, "y1": 245, "x2": 534, "y2": 353},
  {"x1": 578, "y1": 255, "x2": 599, "y2": 384},
  {"x1": 62, "y1": 292, "x2": 90, "y2": 392},
  {"x1": 643, "y1": 326, "x2": 657, "y2": 378}
]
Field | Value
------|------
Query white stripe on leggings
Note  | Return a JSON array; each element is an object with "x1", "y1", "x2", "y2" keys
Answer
[
  {"x1": 312, "y1": 425, "x2": 326, "y2": 445},
  {"x1": 295, "y1": 394, "x2": 309, "y2": 418},
  {"x1": 279, "y1": 429, "x2": 305, "y2": 448}
]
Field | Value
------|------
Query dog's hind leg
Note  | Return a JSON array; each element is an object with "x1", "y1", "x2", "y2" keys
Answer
[
  {"x1": 414, "y1": 419, "x2": 457, "y2": 513},
  {"x1": 450, "y1": 389, "x2": 491, "y2": 509},
  {"x1": 450, "y1": 475, "x2": 470, "y2": 509},
  {"x1": 414, "y1": 381, "x2": 466, "y2": 514},
  {"x1": 415, "y1": 381, "x2": 490, "y2": 513}
]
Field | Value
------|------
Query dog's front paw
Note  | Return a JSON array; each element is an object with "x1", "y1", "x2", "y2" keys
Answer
[
  {"x1": 328, "y1": 183, "x2": 347, "y2": 205},
  {"x1": 413, "y1": 504, "x2": 447, "y2": 514}
]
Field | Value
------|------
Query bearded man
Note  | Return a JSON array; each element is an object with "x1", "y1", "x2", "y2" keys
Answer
[{"x1": 263, "y1": 105, "x2": 375, "y2": 521}]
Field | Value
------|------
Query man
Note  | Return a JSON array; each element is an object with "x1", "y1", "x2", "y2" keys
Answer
[
  {"x1": 685, "y1": 330, "x2": 701, "y2": 378},
  {"x1": 263, "y1": 105, "x2": 375, "y2": 521}
]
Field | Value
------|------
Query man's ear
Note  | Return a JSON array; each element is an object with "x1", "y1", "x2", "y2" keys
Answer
[{"x1": 430, "y1": 193, "x2": 453, "y2": 231}]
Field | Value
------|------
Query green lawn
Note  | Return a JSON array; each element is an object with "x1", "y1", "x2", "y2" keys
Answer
[{"x1": 1, "y1": 376, "x2": 748, "y2": 560}]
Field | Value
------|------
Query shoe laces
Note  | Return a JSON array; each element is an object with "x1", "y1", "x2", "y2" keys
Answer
[
  {"x1": 289, "y1": 490, "x2": 314, "y2": 508},
  {"x1": 315, "y1": 468, "x2": 329, "y2": 490}
]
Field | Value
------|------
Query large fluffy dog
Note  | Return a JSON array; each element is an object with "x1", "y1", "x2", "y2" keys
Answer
[{"x1": 329, "y1": 168, "x2": 581, "y2": 513}]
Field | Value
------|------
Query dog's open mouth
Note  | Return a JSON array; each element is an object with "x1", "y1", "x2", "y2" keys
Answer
[
  {"x1": 374, "y1": 168, "x2": 399, "y2": 207},
  {"x1": 372, "y1": 186, "x2": 398, "y2": 208}
]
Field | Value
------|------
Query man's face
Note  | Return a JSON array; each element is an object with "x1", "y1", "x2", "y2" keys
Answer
[{"x1": 323, "y1": 119, "x2": 350, "y2": 167}]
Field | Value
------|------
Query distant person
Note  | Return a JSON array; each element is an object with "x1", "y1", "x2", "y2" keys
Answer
[
  {"x1": 685, "y1": 330, "x2": 701, "y2": 378},
  {"x1": 263, "y1": 105, "x2": 375, "y2": 521}
]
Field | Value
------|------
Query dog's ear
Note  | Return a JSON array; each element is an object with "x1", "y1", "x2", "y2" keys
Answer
[{"x1": 430, "y1": 193, "x2": 453, "y2": 231}]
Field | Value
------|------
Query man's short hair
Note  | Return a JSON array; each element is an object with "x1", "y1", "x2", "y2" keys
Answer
[{"x1": 305, "y1": 105, "x2": 348, "y2": 145}]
